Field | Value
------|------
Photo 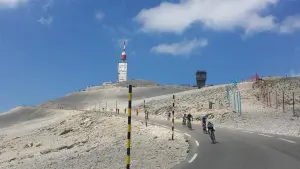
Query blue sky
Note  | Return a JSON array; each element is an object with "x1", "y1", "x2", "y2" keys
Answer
[{"x1": 0, "y1": 0, "x2": 300, "y2": 112}]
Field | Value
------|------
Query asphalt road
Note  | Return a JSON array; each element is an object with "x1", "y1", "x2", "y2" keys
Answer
[{"x1": 129, "y1": 114, "x2": 300, "y2": 169}]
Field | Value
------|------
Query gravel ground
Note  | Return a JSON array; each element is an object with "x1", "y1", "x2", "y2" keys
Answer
[{"x1": 0, "y1": 111, "x2": 188, "y2": 169}]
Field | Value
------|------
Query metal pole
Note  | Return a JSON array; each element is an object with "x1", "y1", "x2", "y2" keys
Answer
[
  {"x1": 276, "y1": 92, "x2": 278, "y2": 109},
  {"x1": 283, "y1": 91, "x2": 285, "y2": 113},
  {"x1": 144, "y1": 100, "x2": 147, "y2": 127},
  {"x1": 126, "y1": 85, "x2": 132, "y2": 169},
  {"x1": 293, "y1": 92, "x2": 295, "y2": 116},
  {"x1": 172, "y1": 95, "x2": 175, "y2": 140},
  {"x1": 116, "y1": 101, "x2": 118, "y2": 114},
  {"x1": 238, "y1": 92, "x2": 240, "y2": 113},
  {"x1": 269, "y1": 91, "x2": 271, "y2": 107},
  {"x1": 233, "y1": 91, "x2": 236, "y2": 112},
  {"x1": 227, "y1": 87, "x2": 230, "y2": 106},
  {"x1": 238, "y1": 91, "x2": 242, "y2": 114},
  {"x1": 267, "y1": 91, "x2": 269, "y2": 107}
]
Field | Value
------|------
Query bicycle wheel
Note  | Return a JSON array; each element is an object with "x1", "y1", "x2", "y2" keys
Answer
[{"x1": 211, "y1": 130, "x2": 215, "y2": 143}]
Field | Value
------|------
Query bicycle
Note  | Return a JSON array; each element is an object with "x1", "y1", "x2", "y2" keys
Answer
[
  {"x1": 182, "y1": 118, "x2": 186, "y2": 126},
  {"x1": 187, "y1": 120, "x2": 192, "y2": 130},
  {"x1": 202, "y1": 123, "x2": 207, "y2": 134},
  {"x1": 208, "y1": 128, "x2": 216, "y2": 143}
]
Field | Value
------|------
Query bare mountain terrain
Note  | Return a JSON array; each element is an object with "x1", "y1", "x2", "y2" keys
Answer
[
  {"x1": 0, "y1": 80, "x2": 192, "y2": 169},
  {"x1": 1, "y1": 78, "x2": 300, "y2": 168}
]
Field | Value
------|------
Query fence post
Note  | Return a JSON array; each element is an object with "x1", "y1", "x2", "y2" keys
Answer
[
  {"x1": 226, "y1": 87, "x2": 230, "y2": 106},
  {"x1": 262, "y1": 88, "x2": 266, "y2": 104},
  {"x1": 283, "y1": 91, "x2": 285, "y2": 113},
  {"x1": 233, "y1": 91, "x2": 236, "y2": 112},
  {"x1": 267, "y1": 90, "x2": 269, "y2": 107},
  {"x1": 116, "y1": 101, "x2": 118, "y2": 114},
  {"x1": 269, "y1": 91, "x2": 271, "y2": 107},
  {"x1": 172, "y1": 95, "x2": 175, "y2": 140},
  {"x1": 263, "y1": 87, "x2": 265, "y2": 103},
  {"x1": 276, "y1": 92, "x2": 278, "y2": 109},
  {"x1": 144, "y1": 100, "x2": 147, "y2": 127},
  {"x1": 238, "y1": 91, "x2": 242, "y2": 115},
  {"x1": 126, "y1": 85, "x2": 132, "y2": 169},
  {"x1": 293, "y1": 92, "x2": 295, "y2": 116},
  {"x1": 236, "y1": 92, "x2": 239, "y2": 112}
]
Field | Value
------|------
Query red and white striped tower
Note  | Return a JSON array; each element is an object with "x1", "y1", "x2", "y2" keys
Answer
[
  {"x1": 121, "y1": 41, "x2": 127, "y2": 62},
  {"x1": 118, "y1": 41, "x2": 128, "y2": 82}
]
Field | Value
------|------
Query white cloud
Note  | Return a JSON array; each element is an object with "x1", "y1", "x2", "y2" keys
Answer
[
  {"x1": 135, "y1": 0, "x2": 300, "y2": 35},
  {"x1": 95, "y1": 12, "x2": 105, "y2": 21},
  {"x1": 38, "y1": 16, "x2": 52, "y2": 25},
  {"x1": 279, "y1": 15, "x2": 300, "y2": 33},
  {"x1": 0, "y1": 0, "x2": 27, "y2": 8},
  {"x1": 151, "y1": 39, "x2": 208, "y2": 56},
  {"x1": 289, "y1": 70, "x2": 300, "y2": 77},
  {"x1": 42, "y1": 0, "x2": 53, "y2": 12}
]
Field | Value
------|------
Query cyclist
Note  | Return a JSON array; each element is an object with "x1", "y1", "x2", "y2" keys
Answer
[
  {"x1": 182, "y1": 114, "x2": 187, "y2": 125},
  {"x1": 167, "y1": 112, "x2": 171, "y2": 120},
  {"x1": 186, "y1": 113, "x2": 193, "y2": 129},
  {"x1": 202, "y1": 115, "x2": 208, "y2": 133},
  {"x1": 206, "y1": 118, "x2": 216, "y2": 143}
]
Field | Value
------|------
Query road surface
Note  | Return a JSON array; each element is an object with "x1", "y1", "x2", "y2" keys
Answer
[{"x1": 130, "y1": 114, "x2": 300, "y2": 169}]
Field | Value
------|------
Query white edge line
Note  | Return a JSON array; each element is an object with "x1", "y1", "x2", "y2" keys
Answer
[
  {"x1": 195, "y1": 140, "x2": 199, "y2": 146},
  {"x1": 278, "y1": 138, "x2": 296, "y2": 144},
  {"x1": 258, "y1": 134, "x2": 273, "y2": 137},
  {"x1": 184, "y1": 133, "x2": 191, "y2": 137},
  {"x1": 188, "y1": 153, "x2": 198, "y2": 163}
]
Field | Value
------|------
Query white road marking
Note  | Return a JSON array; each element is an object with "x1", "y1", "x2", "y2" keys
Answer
[
  {"x1": 188, "y1": 154, "x2": 198, "y2": 163},
  {"x1": 175, "y1": 129, "x2": 180, "y2": 132},
  {"x1": 184, "y1": 133, "x2": 191, "y2": 137},
  {"x1": 278, "y1": 138, "x2": 296, "y2": 144},
  {"x1": 243, "y1": 131, "x2": 254, "y2": 134},
  {"x1": 195, "y1": 140, "x2": 199, "y2": 146},
  {"x1": 258, "y1": 134, "x2": 273, "y2": 137}
]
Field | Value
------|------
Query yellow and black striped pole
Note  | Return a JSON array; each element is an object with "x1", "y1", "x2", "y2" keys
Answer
[
  {"x1": 126, "y1": 85, "x2": 132, "y2": 169},
  {"x1": 172, "y1": 95, "x2": 175, "y2": 140}
]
